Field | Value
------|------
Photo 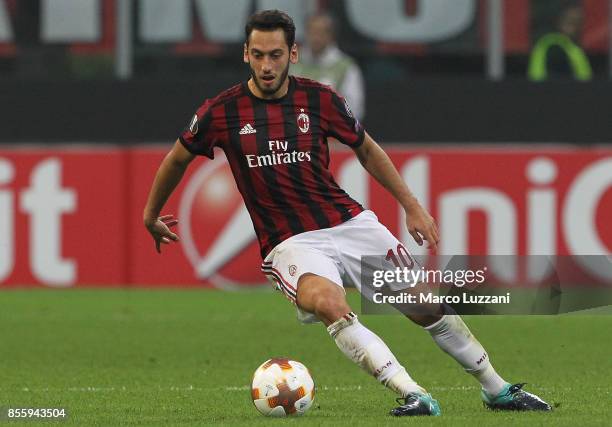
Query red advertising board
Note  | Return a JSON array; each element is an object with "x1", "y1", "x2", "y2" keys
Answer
[
  {"x1": 0, "y1": 145, "x2": 611, "y2": 288},
  {"x1": 0, "y1": 148, "x2": 127, "y2": 287}
]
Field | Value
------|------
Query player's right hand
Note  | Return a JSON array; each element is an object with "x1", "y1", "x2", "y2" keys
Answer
[{"x1": 145, "y1": 214, "x2": 180, "y2": 253}]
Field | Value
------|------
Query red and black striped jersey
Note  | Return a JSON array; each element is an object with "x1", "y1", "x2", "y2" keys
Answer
[{"x1": 179, "y1": 76, "x2": 365, "y2": 258}]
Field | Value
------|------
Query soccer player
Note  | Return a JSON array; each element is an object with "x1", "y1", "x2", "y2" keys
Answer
[{"x1": 143, "y1": 10, "x2": 551, "y2": 416}]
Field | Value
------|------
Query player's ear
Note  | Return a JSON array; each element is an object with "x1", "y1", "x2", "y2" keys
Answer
[
  {"x1": 290, "y1": 43, "x2": 298, "y2": 64},
  {"x1": 243, "y1": 43, "x2": 249, "y2": 63}
]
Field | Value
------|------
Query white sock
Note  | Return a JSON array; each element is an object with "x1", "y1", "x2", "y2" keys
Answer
[
  {"x1": 328, "y1": 312, "x2": 425, "y2": 397},
  {"x1": 425, "y1": 315, "x2": 507, "y2": 396}
]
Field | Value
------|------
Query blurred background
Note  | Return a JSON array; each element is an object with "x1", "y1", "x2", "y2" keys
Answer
[{"x1": 1, "y1": 0, "x2": 611, "y2": 288}]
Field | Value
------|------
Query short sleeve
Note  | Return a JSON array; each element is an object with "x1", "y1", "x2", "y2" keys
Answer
[
  {"x1": 327, "y1": 90, "x2": 365, "y2": 148},
  {"x1": 178, "y1": 100, "x2": 217, "y2": 159}
]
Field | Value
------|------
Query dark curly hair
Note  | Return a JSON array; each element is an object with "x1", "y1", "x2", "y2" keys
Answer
[{"x1": 245, "y1": 10, "x2": 296, "y2": 48}]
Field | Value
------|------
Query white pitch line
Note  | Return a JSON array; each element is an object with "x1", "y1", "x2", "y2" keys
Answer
[{"x1": 3, "y1": 385, "x2": 609, "y2": 394}]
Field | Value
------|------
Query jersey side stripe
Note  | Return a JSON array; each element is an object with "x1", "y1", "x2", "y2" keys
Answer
[
  {"x1": 319, "y1": 88, "x2": 356, "y2": 223},
  {"x1": 307, "y1": 86, "x2": 351, "y2": 224}
]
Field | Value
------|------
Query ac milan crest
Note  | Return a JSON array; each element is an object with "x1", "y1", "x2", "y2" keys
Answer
[{"x1": 297, "y1": 109, "x2": 310, "y2": 134}]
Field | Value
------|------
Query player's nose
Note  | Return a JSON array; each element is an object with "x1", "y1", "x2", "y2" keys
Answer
[{"x1": 261, "y1": 57, "x2": 273, "y2": 72}]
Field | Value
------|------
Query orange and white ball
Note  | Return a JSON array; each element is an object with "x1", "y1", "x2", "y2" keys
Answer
[{"x1": 251, "y1": 358, "x2": 315, "y2": 417}]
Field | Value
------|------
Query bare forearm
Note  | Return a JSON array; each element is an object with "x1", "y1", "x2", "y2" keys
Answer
[
  {"x1": 356, "y1": 138, "x2": 418, "y2": 211},
  {"x1": 143, "y1": 153, "x2": 190, "y2": 224},
  {"x1": 353, "y1": 133, "x2": 439, "y2": 248}
]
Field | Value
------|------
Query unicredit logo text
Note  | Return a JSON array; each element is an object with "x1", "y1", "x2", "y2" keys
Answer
[
  {"x1": 179, "y1": 151, "x2": 612, "y2": 288},
  {"x1": 0, "y1": 158, "x2": 76, "y2": 286}
]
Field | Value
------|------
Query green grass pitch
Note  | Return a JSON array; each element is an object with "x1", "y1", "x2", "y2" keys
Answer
[{"x1": 0, "y1": 289, "x2": 610, "y2": 426}]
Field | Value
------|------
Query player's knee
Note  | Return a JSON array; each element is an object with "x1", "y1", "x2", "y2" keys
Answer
[
  {"x1": 312, "y1": 293, "x2": 351, "y2": 324},
  {"x1": 296, "y1": 274, "x2": 350, "y2": 324}
]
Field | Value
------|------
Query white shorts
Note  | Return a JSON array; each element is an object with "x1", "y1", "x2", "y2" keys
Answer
[{"x1": 261, "y1": 210, "x2": 410, "y2": 323}]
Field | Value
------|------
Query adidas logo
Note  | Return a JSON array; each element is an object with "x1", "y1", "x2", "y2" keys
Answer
[{"x1": 239, "y1": 123, "x2": 257, "y2": 135}]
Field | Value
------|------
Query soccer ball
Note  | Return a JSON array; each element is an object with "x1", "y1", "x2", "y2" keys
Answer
[{"x1": 251, "y1": 358, "x2": 315, "y2": 417}]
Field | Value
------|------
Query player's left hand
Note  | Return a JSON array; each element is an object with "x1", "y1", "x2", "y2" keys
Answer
[{"x1": 404, "y1": 202, "x2": 439, "y2": 251}]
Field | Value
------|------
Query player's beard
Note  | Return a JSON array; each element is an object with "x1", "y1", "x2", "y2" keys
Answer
[{"x1": 249, "y1": 61, "x2": 291, "y2": 97}]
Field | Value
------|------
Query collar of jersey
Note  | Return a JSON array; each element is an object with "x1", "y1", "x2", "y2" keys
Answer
[{"x1": 243, "y1": 76, "x2": 295, "y2": 104}]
